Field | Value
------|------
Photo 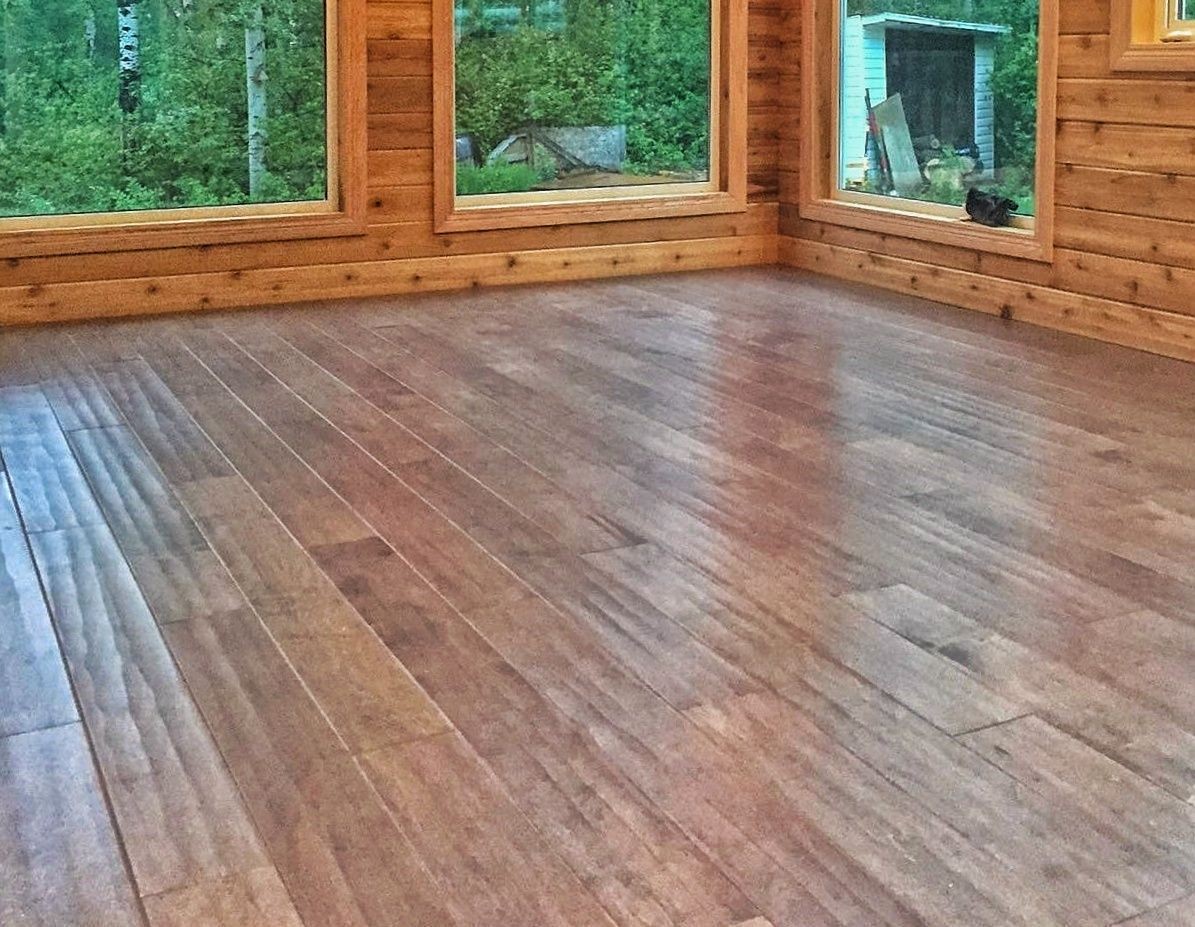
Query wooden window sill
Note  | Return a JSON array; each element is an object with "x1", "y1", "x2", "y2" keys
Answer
[
  {"x1": 1110, "y1": 41, "x2": 1195, "y2": 71},
  {"x1": 0, "y1": 208, "x2": 368, "y2": 261},
  {"x1": 436, "y1": 188, "x2": 747, "y2": 233},
  {"x1": 800, "y1": 195, "x2": 1052, "y2": 263}
]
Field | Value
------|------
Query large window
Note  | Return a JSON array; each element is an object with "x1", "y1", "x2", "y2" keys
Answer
[
  {"x1": 0, "y1": 0, "x2": 365, "y2": 256},
  {"x1": 838, "y1": 5, "x2": 1039, "y2": 222},
  {"x1": 434, "y1": 0, "x2": 747, "y2": 230},
  {"x1": 801, "y1": 0, "x2": 1055, "y2": 261},
  {"x1": 1111, "y1": 0, "x2": 1195, "y2": 69},
  {"x1": 1170, "y1": 0, "x2": 1195, "y2": 35}
]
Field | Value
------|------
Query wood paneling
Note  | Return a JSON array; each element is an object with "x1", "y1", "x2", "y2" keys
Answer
[
  {"x1": 780, "y1": 0, "x2": 1195, "y2": 363},
  {"x1": 0, "y1": 0, "x2": 783, "y2": 326}
]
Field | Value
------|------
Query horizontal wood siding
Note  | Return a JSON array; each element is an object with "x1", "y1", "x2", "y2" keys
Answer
[
  {"x1": 0, "y1": 0, "x2": 782, "y2": 325},
  {"x1": 781, "y1": 0, "x2": 1195, "y2": 363}
]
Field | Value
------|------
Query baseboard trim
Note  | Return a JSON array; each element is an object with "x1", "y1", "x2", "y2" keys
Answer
[
  {"x1": 779, "y1": 235, "x2": 1195, "y2": 364},
  {"x1": 9, "y1": 231, "x2": 1195, "y2": 368},
  {"x1": 0, "y1": 234, "x2": 777, "y2": 327}
]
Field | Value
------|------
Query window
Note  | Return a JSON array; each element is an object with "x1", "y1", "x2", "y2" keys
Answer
[
  {"x1": 1167, "y1": 0, "x2": 1195, "y2": 38},
  {"x1": 1111, "y1": 0, "x2": 1195, "y2": 69},
  {"x1": 1, "y1": 0, "x2": 365, "y2": 258},
  {"x1": 800, "y1": 0, "x2": 1056, "y2": 262},
  {"x1": 433, "y1": 0, "x2": 747, "y2": 231}
]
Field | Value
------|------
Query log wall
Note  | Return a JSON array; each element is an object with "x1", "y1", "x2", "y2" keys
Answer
[
  {"x1": 779, "y1": 0, "x2": 1195, "y2": 362},
  {"x1": 0, "y1": 0, "x2": 783, "y2": 325}
]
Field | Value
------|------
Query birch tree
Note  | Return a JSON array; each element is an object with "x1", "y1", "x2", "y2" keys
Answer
[
  {"x1": 117, "y1": 0, "x2": 140, "y2": 113},
  {"x1": 245, "y1": 1, "x2": 267, "y2": 196}
]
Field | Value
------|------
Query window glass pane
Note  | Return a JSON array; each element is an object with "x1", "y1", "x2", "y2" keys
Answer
[
  {"x1": 453, "y1": 0, "x2": 712, "y2": 197},
  {"x1": 1177, "y1": 0, "x2": 1191, "y2": 22},
  {"x1": 0, "y1": 0, "x2": 329, "y2": 220},
  {"x1": 839, "y1": 0, "x2": 1038, "y2": 218}
]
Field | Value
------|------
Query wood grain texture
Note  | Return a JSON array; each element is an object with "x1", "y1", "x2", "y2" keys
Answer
[
  {"x1": 5, "y1": 267, "x2": 1195, "y2": 926},
  {"x1": 0, "y1": 725, "x2": 144, "y2": 927},
  {"x1": 0, "y1": 527, "x2": 78, "y2": 738},
  {"x1": 780, "y1": 0, "x2": 1195, "y2": 363},
  {"x1": 0, "y1": 0, "x2": 782, "y2": 325},
  {"x1": 29, "y1": 524, "x2": 278, "y2": 900}
]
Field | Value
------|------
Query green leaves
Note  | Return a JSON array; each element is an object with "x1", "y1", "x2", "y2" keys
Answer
[
  {"x1": 454, "y1": 0, "x2": 711, "y2": 177},
  {"x1": 0, "y1": 0, "x2": 327, "y2": 217}
]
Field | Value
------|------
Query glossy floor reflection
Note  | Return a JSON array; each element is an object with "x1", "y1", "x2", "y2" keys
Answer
[{"x1": 3, "y1": 267, "x2": 1195, "y2": 927}]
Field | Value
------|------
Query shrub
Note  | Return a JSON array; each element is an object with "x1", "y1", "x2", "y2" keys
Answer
[{"x1": 456, "y1": 161, "x2": 542, "y2": 195}]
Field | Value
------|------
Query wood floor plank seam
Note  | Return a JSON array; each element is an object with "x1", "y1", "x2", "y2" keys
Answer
[
  {"x1": 116, "y1": 322, "x2": 841, "y2": 922},
  {"x1": 72, "y1": 341, "x2": 736, "y2": 927},
  {"x1": 1, "y1": 377, "x2": 317, "y2": 924},
  {"x1": 48, "y1": 363, "x2": 465, "y2": 926},
  {"x1": 7, "y1": 269, "x2": 1195, "y2": 926},
  {"x1": 163, "y1": 326, "x2": 794, "y2": 926},
  {"x1": 247, "y1": 314, "x2": 635, "y2": 557},
  {"x1": 0, "y1": 400, "x2": 154, "y2": 927}
]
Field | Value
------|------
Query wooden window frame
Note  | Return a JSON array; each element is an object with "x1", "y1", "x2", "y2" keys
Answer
[
  {"x1": 1111, "y1": 0, "x2": 1195, "y2": 71},
  {"x1": 0, "y1": 0, "x2": 367, "y2": 261},
  {"x1": 432, "y1": 0, "x2": 748, "y2": 233},
  {"x1": 799, "y1": 0, "x2": 1058, "y2": 264}
]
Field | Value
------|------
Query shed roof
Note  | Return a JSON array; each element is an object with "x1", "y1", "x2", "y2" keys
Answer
[{"x1": 858, "y1": 12, "x2": 1011, "y2": 35}]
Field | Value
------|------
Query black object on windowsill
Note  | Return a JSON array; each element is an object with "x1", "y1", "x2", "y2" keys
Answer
[{"x1": 965, "y1": 188, "x2": 1019, "y2": 228}]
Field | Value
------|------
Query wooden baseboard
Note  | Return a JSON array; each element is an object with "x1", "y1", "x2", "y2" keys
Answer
[
  {"x1": 0, "y1": 234, "x2": 777, "y2": 327},
  {"x1": 779, "y1": 235, "x2": 1195, "y2": 364},
  {"x1": 12, "y1": 228, "x2": 1195, "y2": 368}
]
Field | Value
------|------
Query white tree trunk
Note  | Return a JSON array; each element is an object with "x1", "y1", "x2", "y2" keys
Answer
[
  {"x1": 117, "y1": 0, "x2": 140, "y2": 113},
  {"x1": 85, "y1": 10, "x2": 97, "y2": 59},
  {"x1": 245, "y1": 3, "x2": 268, "y2": 198}
]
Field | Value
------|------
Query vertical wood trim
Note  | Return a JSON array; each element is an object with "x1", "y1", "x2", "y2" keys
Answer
[
  {"x1": 431, "y1": 0, "x2": 458, "y2": 234},
  {"x1": 336, "y1": 0, "x2": 369, "y2": 229},
  {"x1": 1032, "y1": 0, "x2": 1059, "y2": 260},
  {"x1": 723, "y1": 0, "x2": 750, "y2": 206}
]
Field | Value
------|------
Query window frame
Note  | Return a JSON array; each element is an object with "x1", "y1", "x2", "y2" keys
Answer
[
  {"x1": 1111, "y1": 0, "x2": 1195, "y2": 70},
  {"x1": 799, "y1": 0, "x2": 1058, "y2": 263},
  {"x1": 431, "y1": 0, "x2": 748, "y2": 233},
  {"x1": 0, "y1": 0, "x2": 367, "y2": 260}
]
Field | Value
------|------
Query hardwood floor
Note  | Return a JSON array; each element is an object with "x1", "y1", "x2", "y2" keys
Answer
[{"x1": 3, "y1": 266, "x2": 1195, "y2": 926}]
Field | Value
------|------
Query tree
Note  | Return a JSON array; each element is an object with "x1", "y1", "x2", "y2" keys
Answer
[
  {"x1": 244, "y1": 0, "x2": 267, "y2": 197},
  {"x1": 117, "y1": 0, "x2": 140, "y2": 114}
]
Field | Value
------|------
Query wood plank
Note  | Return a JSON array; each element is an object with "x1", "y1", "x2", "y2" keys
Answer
[
  {"x1": 0, "y1": 527, "x2": 78, "y2": 738},
  {"x1": 362, "y1": 732, "x2": 619, "y2": 927},
  {"x1": 1119, "y1": 894, "x2": 1195, "y2": 926},
  {"x1": 161, "y1": 605, "x2": 456, "y2": 927},
  {"x1": 11, "y1": 268, "x2": 1195, "y2": 925},
  {"x1": 30, "y1": 524, "x2": 276, "y2": 899},
  {"x1": 66, "y1": 402, "x2": 450, "y2": 756},
  {"x1": 0, "y1": 725, "x2": 144, "y2": 927},
  {"x1": 0, "y1": 386, "x2": 107, "y2": 531},
  {"x1": 1, "y1": 236, "x2": 777, "y2": 326},
  {"x1": 141, "y1": 868, "x2": 301, "y2": 927}
]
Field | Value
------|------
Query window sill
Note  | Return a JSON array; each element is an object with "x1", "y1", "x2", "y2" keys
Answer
[
  {"x1": 435, "y1": 188, "x2": 747, "y2": 234},
  {"x1": 800, "y1": 195, "x2": 1053, "y2": 263},
  {"x1": 1109, "y1": 40, "x2": 1195, "y2": 71},
  {"x1": 0, "y1": 207, "x2": 368, "y2": 261}
]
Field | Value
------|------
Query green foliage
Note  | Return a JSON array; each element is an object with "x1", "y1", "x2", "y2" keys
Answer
[
  {"x1": 0, "y1": 0, "x2": 327, "y2": 218},
  {"x1": 989, "y1": 28, "x2": 1038, "y2": 177},
  {"x1": 456, "y1": 161, "x2": 541, "y2": 194},
  {"x1": 454, "y1": 0, "x2": 711, "y2": 181},
  {"x1": 456, "y1": 25, "x2": 623, "y2": 157}
]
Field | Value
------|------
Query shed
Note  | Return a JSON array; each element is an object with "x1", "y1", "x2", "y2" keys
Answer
[{"x1": 841, "y1": 13, "x2": 1010, "y2": 187}]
